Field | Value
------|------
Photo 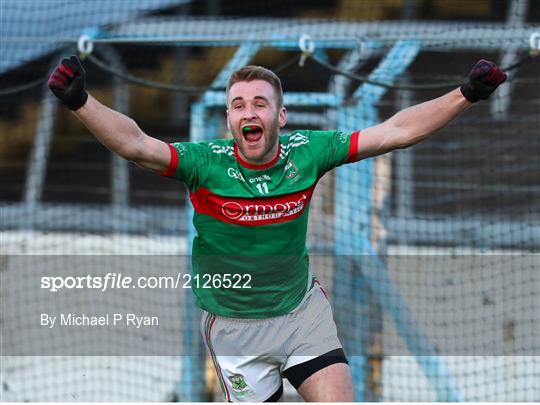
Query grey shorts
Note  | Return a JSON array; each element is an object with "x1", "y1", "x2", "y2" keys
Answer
[{"x1": 200, "y1": 281, "x2": 347, "y2": 402}]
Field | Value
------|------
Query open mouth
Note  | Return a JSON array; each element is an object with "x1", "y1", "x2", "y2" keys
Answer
[{"x1": 242, "y1": 125, "x2": 263, "y2": 144}]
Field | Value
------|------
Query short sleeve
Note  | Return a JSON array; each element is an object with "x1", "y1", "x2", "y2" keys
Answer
[
  {"x1": 161, "y1": 142, "x2": 212, "y2": 191},
  {"x1": 308, "y1": 130, "x2": 360, "y2": 175}
]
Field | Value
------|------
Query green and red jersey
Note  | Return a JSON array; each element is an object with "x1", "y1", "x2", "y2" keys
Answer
[{"x1": 163, "y1": 130, "x2": 360, "y2": 318}]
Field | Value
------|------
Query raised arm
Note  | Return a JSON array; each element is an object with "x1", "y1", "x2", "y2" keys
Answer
[
  {"x1": 48, "y1": 56, "x2": 170, "y2": 173},
  {"x1": 355, "y1": 60, "x2": 507, "y2": 160}
]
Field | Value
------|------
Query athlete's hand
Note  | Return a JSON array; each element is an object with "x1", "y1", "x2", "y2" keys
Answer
[
  {"x1": 48, "y1": 55, "x2": 88, "y2": 111},
  {"x1": 460, "y1": 59, "x2": 507, "y2": 103}
]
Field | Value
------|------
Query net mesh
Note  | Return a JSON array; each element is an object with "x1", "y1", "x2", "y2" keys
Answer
[{"x1": 1, "y1": 0, "x2": 539, "y2": 402}]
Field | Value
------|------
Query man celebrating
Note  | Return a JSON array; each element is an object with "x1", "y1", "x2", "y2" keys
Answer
[{"x1": 48, "y1": 56, "x2": 506, "y2": 402}]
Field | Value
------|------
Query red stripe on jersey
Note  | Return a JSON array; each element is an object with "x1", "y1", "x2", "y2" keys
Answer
[
  {"x1": 234, "y1": 143, "x2": 281, "y2": 170},
  {"x1": 347, "y1": 131, "x2": 361, "y2": 163},
  {"x1": 190, "y1": 185, "x2": 316, "y2": 226},
  {"x1": 160, "y1": 143, "x2": 179, "y2": 177}
]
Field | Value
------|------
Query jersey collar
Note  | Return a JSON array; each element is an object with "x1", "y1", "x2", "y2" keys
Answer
[{"x1": 234, "y1": 143, "x2": 281, "y2": 170}]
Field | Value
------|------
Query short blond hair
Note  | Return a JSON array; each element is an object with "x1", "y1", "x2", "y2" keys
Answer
[{"x1": 226, "y1": 65, "x2": 284, "y2": 107}]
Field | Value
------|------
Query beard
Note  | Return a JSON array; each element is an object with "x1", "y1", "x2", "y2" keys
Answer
[{"x1": 232, "y1": 117, "x2": 280, "y2": 164}]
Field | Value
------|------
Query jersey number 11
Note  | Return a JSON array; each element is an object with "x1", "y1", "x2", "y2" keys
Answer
[{"x1": 256, "y1": 182, "x2": 269, "y2": 195}]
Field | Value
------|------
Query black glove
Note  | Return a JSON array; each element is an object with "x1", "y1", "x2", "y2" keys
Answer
[
  {"x1": 460, "y1": 59, "x2": 507, "y2": 103},
  {"x1": 48, "y1": 55, "x2": 88, "y2": 111}
]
